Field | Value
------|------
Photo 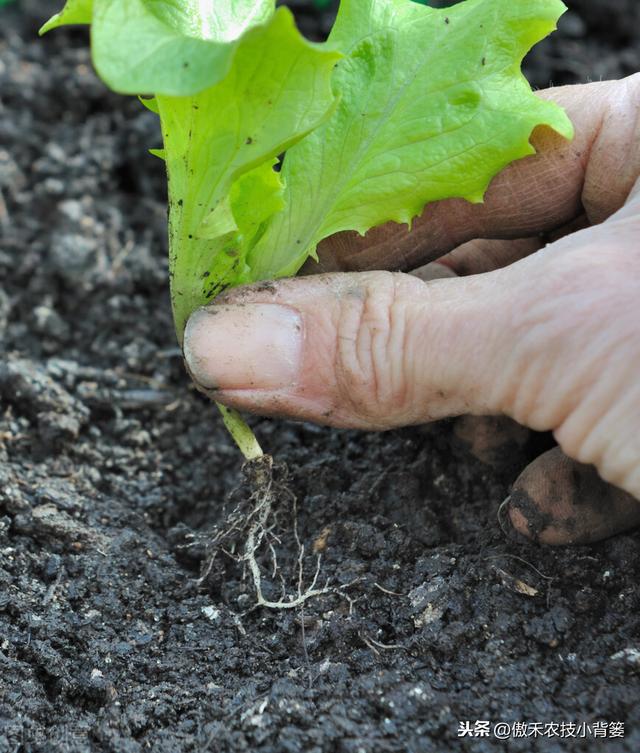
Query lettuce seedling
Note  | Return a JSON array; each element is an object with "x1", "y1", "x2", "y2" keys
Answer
[{"x1": 42, "y1": 0, "x2": 573, "y2": 459}]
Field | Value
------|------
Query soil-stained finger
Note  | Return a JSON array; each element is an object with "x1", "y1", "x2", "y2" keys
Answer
[{"x1": 508, "y1": 447, "x2": 640, "y2": 545}]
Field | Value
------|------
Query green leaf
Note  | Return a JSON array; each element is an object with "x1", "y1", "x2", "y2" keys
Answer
[
  {"x1": 156, "y1": 6, "x2": 340, "y2": 335},
  {"x1": 43, "y1": 0, "x2": 274, "y2": 96},
  {"x1": 198, "y1": 160, "x2": 285, "y2": 242},
  {"x1": 139, "y1": 96, "x2": 159, "y2": 114},
  {"x1": 39, "y1": 0, "x2": 93, "y2": 34},
  {"x1": 198, "y1": 197, "x2": 238, "y2": 241},
  {"x1": 42, "y1": 0, "x2": 573, "y2": 343},
  {"x1": 230, "y1": 160, "x2": 285, "y2": 244},
  {"x1": 246, "y1": 0, "x2": 574, "y2": 280},
  {"x1": 142, "y1": 0, "x2": 273, "y2": 41}
]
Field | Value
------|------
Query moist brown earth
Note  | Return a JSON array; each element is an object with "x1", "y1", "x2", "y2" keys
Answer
[{"x1": 1, "y1": 1, "x2": 640, "y2": 751}]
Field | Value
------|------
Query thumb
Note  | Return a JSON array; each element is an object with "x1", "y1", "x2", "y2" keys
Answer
[
  {"x1": 183, "y1": 268, "x2": 520, "y2": 429},
  {"x1": 184, "y1": 188, "x2": 640, "y2": 500}
]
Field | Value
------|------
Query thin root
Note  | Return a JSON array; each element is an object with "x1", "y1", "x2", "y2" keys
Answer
[{"x1": 200, "y1": 455, "x2": 353, "y2": 612}]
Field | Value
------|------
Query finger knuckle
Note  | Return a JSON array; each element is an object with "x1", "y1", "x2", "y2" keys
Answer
[{"x1": 333, "y1": 272, "x2": 419, "y2": 424}]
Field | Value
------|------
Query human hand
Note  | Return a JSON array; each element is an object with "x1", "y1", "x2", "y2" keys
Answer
[{"x1": 184, "y1": 74, "x2": 640, "y2": 545}]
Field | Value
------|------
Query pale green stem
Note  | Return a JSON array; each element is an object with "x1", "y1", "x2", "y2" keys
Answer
[
  {"x1": 217, "y1": 404, "x2": 263, "y2": 461},
  {"x1": 158, "y1": 106, "x2": 263, "y2": 460}
]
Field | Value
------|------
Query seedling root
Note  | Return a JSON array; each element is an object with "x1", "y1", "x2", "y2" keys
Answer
[{"x1": 199, "y1": 456, "x2": 342, "y2": 611}]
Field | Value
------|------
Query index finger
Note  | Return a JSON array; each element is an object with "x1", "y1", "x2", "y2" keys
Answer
[{"x1": 310, "y1": 74, "x2": 640, "y2": 273}]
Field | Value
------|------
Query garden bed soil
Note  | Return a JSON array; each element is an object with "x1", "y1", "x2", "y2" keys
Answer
[{"x1": 1, "y1": 1, "x2": 640, "y2": 751}]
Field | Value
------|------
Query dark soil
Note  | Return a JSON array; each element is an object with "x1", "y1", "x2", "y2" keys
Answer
[{"x1": 1, "y1": 2, "x2": 640, "y2": 752}]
